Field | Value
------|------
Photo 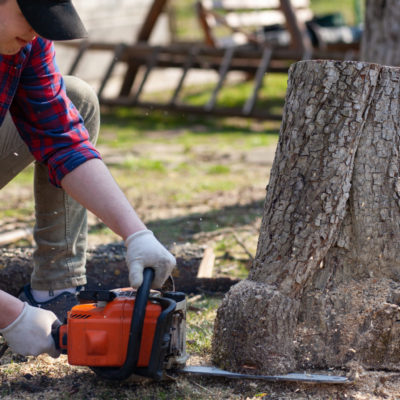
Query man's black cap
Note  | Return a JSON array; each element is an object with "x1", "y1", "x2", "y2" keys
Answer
[{"x1": 17, "y1": 0, "x2": 88, "y2": 41}]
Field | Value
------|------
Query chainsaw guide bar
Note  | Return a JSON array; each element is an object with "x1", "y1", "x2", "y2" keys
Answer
[{"x1": 179, "y1": 365, "x2": 350, "y2": 384}]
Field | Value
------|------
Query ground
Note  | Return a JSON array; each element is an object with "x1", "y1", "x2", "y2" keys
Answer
[{"x1": 0, "y1": 111, "x2": 399, "y2": 399}]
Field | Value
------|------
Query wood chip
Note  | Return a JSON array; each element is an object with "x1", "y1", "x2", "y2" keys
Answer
[{"x1": 196, "y1": 247, "x2": 215, "y2": 278}]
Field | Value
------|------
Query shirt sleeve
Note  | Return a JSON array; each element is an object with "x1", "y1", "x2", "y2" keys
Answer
[{"x1": 10, "y1": 38, "x2": 101, "y2": 187}]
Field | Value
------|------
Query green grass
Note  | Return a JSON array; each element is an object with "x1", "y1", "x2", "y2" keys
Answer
[
  {"x1": 98, "y1": 107, "x2": 279, "y2": 220},
  {"x1": 99, "y1": 107, "x2": 280, "y2": 149},
  {"x1": 8, "y1": 165, "x2": 34, "y2": 185},
  {"x1": 138, "y1": 73, "x2": 288, "y2": 121},
  {"x1": 311, "y1": 0, "x2": 364, "y2": 25},
  {"x1": 120, "y1": 157, "x2": 167, "y2": 173},
  {"x1": 186, "y1": 295, "x2": 222, "y2": 356},
  {"x1": 175, "y1": 129, "x2": 279, "y2": 150},
  {"x1": 206, "y1": 164, "x2": 230, "y2": 175}
]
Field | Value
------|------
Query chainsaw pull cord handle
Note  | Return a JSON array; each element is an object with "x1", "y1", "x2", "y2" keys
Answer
[{"x1": 91, "y1": 267, "x2": 155, "y2": 380}]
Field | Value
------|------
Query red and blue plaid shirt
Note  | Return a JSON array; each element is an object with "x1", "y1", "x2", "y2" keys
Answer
[{"x1": 0, "y1": 37, "x2": 101, "y2": 187}]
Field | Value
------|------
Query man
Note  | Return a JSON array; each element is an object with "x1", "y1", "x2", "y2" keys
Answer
[{"x1": 0, "y1": 0, "x2": 176, "y2": 358}]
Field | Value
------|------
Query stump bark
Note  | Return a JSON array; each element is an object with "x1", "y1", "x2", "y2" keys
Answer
[
  {"x1": 212, "y1": 59, "x2": 400, "y2": 374},
  {"x1": 361, "y1": 0, "x2": 400, "y2": 66}
]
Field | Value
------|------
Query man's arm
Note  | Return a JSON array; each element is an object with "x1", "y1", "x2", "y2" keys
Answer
[
  {"x1": 61, "y1": 158, "x2": 176, "y2": 288},
  {"x1": 60, "y1": 158, "x2": 145, "y2": 240}
]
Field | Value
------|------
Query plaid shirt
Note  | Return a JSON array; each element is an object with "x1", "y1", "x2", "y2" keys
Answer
[{"x1": 0, "y1": 37, "x2": 101, "y2": 187}]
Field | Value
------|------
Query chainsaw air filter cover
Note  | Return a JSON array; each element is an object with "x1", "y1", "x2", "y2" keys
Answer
[{"x1": 65, "y1": 298, "x2": 162, "y2": 367}]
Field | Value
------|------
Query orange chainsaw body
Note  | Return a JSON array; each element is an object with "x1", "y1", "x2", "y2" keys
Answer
[
  {"x1": 53, "y1": 271, "x2": 188, "y2": 381},
  {"x1": 58, "y1": 298, "x2": 162, "y2": 367}
]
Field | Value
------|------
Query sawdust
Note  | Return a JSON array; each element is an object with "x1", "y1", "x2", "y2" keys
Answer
[{"x1": 1, "y1": 349, "x2": 400, "y2": 399}]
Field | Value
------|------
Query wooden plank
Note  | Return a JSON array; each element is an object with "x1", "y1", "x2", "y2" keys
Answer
[
  {"x1": 280, "y1": 0, "x2": 313, "y2": 57},
  {"x1": 205, "y1": 46, "x2": 235, "y2": 111},
  {"x1": 101, "y1": 42, "x2": 302, "y2": 74},
  {"x1": 222, "y1": 8, "x2": 313, "y2": 28},
  {"x1": 135, "y1": 0, "x2": 169, "y2": 42},
  {"x1": 169, "y1": 46, "x2": 201, "y2": 105},
  {"x1": 132, "y1": 47, "x2": 161, "y2": 103},
  {"x1": 196, "y1": 0, "x2": 217, "y2": 47},
  {"x1": 242, "y1": 46, "x2": 272, "y2": 115},
  {"x1": 97, "y1": 43, "x2": 127, "y2": 99},
  {"x1": 201, "y1": 0, "x2": 310, "y2": 11},
  {"x1": 57, "y1": 41, "x2": 122, "y2": 52},
  {"x1": 67, "y1": 41, "x2": 90, "y2": 75},
  {"x1": 196, "y1": 247, "x2": 215, "y2": 278},
  {"x1": 121, "y1": 41, "x2": 302, "y2": 59},
  {"x1": 225, "y1": 10, "x2": 286, "y2": 28},
  {"x1": 119, "y1": 0, "x2": 169, "y2": 96},
  {"x1": 198, "y1": 0, "x2": 314, "y2": 51}
]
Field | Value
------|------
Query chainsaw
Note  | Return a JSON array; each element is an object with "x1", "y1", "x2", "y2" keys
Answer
[{"x1": 52, "y1": 268, "x2": 349, "y2": 384}]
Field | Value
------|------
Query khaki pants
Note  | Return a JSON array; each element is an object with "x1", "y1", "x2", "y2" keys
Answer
[{"x1": 0, "y1": 76, "x2": 100, "y2": 290}]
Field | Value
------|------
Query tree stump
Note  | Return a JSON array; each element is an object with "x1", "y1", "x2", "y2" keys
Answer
[{"x1": 212, "y1": 59, "x2": 400, "y2": 374}]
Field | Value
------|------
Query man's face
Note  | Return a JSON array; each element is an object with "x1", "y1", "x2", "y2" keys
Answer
[{"x1": 0, "y1": 0, "x2": 36, "y2": 55}]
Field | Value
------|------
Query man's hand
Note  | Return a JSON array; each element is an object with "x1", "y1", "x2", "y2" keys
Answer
[
  {"x1": 125, "y1": 229, "x2": 176, "y2": 288},
  {"x1": 0, "y1": 303, "x2": 60, "y2": 358}
]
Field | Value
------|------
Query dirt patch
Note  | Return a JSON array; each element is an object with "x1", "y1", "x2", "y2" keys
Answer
[{"x1": 0, "y1": 351, "x2": 399, "y2": 399}]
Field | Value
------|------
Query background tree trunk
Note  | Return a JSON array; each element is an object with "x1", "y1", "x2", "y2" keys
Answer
[
  {"x1": 212, "y1": 59, "x2": 400, "y2": 374},
  {"x1": 361, "y1": 0, "x2": 400, "y2": 65}
]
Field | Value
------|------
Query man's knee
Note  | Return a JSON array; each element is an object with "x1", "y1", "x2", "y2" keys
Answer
[{"x1": 63, "y1": 76, "x2": 100, "y2": 145}]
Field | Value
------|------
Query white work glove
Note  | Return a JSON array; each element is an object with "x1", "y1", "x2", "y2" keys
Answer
[
  {"x1": 0, "y1": 303, "x2": 60, "y2": 358},
  {"x1": 125, "y1": 229, "x2": 176, "y2": 288}
]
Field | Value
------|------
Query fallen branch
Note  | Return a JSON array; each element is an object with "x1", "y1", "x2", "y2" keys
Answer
[{"x1": 231, "y1": 230, "x2": 254, "y2": 261}]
